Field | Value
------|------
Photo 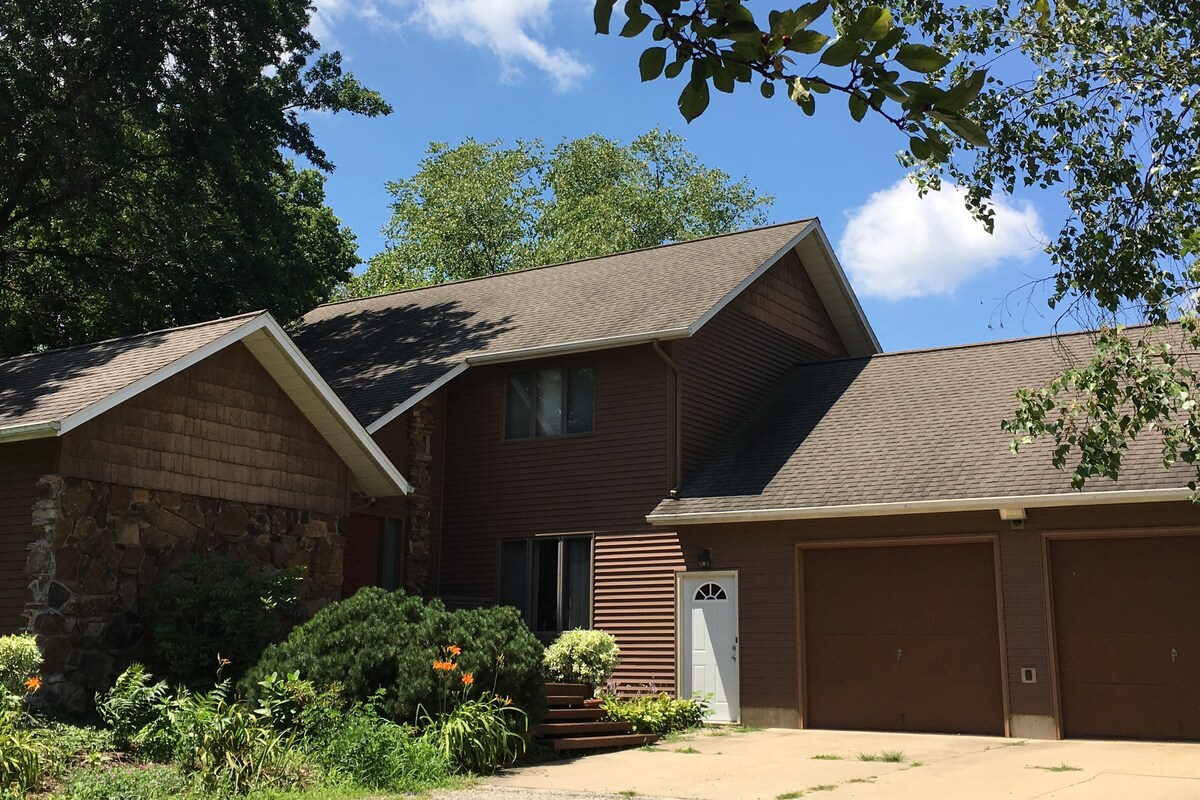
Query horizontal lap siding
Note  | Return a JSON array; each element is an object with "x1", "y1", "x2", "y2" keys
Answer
[
  {"x1": 0, "y1": 439, "x2": 58, "y2": 633},
  {"x1": 58, "y1": 343, "x2": 350, "y2": 515},
  {"x1": 594, "y1": 530, "x2": 685, "y2": 692},
  {"x1": 675, "y1": 251, "x2": 847, "y2": 479},
  {"x1": 439, "y1": 346, "x2": 676, "y2": 666}
]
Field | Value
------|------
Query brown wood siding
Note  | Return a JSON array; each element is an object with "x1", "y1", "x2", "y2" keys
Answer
[
  {"x1": 737, "y1": 249, "x2": 848, "y2": 358},
  {"x1": 367, "y1": 414, "x2": 410, "y2": 522},
  {"x1": 674, "y1": 502, "x2": 1200, "y2": 731},
  {"x1": 0, "y1": 439, "x2": 59, "y2": 633},
  {"x1": 594, "y1": 530, "x2": 685, "y2": 692},
  {"x1": 674, "y1": 251, "x2": 848, "y2": 479},
  {"x1": 58, "y1": 342, "x2": 350, "y2": 515},
  {"x1": 439, "y1": 345, "x2": 672, "y2": 636}
]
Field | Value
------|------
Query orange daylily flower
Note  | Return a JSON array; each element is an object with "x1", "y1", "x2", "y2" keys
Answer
[
  {"x1": 24, "y1": 675, "x2": 42, "y2": 692},
  {"x1": 448, "y1": 645, "x2": 462, "y2": 656},
  {"x1": 433, "y1": 660, "x2": 456, "y2": 672},
  {"x1": 502, "y1": 695, "x2": 512, "y2": 706},
  {"x1": 461, "y1": 673, "x2": 474, "y2": 686}
]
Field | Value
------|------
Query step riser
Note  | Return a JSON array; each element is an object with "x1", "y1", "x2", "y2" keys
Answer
[
  {"x1": 545, "y1": 682, "x2": 590, "y2": 697},
  {"x1": 552, "y1": 734, "x2": 658, "y2": 752},
  {"x1": 532, "y1": 722, "x2": 634, "y2": 736},
  {"x1": 544, "y1": 708, "x2": 607, "y2": 722}
]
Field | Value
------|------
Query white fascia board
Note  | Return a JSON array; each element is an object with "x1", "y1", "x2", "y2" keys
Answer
[
  {"x1": 686, "y1": 220, "x2": 817, "y2": 337},
  {"x1": 0, "y1": 421, "x2": 62, "y2": 443},
  {"x1": 806, "y1": 222, "x2": 881, "y2": 354},
  {"x1": 56, "y1": 314, "x2": 272, "y2": 436},
  {"x1": 646, "y1": 487, "x2": 1194, "y2": 525},
  {"x1": 251, "y1": 316, "x2": 413, "y2": 496}
]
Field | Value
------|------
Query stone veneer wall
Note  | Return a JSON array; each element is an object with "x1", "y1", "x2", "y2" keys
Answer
[
  {"x1": 403, "y1": 397, "x2": 436, "y2": 594},
  {"x1": 24, "y1": 475, "x2": 345, "y2": 708}
]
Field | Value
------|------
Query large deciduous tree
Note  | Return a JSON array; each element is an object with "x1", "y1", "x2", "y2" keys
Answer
[
  {"x1": 0, "y1": 0, "x2": 390, "y2": 357},
  {"x1": 340, "y1": 129, "x2": 772, "y2": 297},
  {"x1": 603, "y1": 0, "x2": 1200, "y2": 490}
]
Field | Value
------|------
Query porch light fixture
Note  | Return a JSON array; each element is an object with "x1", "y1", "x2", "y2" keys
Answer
[{"x1": 698, "y1": 548, "x2": 712, "y2": 570}]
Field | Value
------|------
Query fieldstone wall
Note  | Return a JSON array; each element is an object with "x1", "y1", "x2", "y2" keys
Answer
[
  {"x1": 404, "y1": 397, "x2": 436, "y2": 594},
  {"x1": 23, "y1": 475, "x2": 345, "y2": 708}
]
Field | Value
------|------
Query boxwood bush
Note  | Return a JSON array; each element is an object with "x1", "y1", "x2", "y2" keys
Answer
[{"x1": 242, "y1": 588, "x2": 545, "y2": 721}]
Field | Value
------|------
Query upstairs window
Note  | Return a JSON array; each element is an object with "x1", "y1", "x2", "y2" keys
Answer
[{"x1": 504, "y1": 365, "x2": 594, "y2": 439}]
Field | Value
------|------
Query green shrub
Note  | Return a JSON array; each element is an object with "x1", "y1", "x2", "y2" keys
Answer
[
  {"x1": 54, "y1": 763, "x2": 190, "y2": 800},
  {"x1": 420, "y1": 695, "x2": 527, "y2": 774},
  {"x1": 0, "y1": 633, "x2": 41, "y2": 700},
  {"x1": 149, "y1": 556, "x2": 303, "y2": 687},
  {"x1": 96, "y1": 663, "x2": 172, "y2": 750},
  {"x1": 244, "y1": 589, "x2": 544, "y2": 722},
  {"x1": 543, "y1": 628, "x2": 619, "y2": 689},
  {"x1": 601, "y1": 692, "x2": 710, "y2": 735},
  {"x1": 38, "y1": 718, "x2": 115, "y2": 766}
]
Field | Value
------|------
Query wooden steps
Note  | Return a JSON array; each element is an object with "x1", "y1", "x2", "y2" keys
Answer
[{"x1": 537, "y1": 682, "x2": 658, "y2": 753}]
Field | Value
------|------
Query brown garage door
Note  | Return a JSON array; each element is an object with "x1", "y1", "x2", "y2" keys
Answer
[
  {"x1": 803, "y1": 541, "x2": 1004, "y2": 735},
  {"x1": 1049, "y1": 535, "x2": 1200, "y2": 740}
]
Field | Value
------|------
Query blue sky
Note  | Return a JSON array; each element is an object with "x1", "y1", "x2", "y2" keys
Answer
[{"x1": 303, "y1": 0, "x2": 1067, "y2": 352}]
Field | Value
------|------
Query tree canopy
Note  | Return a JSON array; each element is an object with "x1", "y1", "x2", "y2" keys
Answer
[
  {"x1": 0, "y1": 0, "x2": 390, "y2": 357},
  {"x1": 339, "y1": 129, "x2": 773, "y2": 298},
  {"x1": 603, "y1": 0, "x2": 1200, "y2": 490}
]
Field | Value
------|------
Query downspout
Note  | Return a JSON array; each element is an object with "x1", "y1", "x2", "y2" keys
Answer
[{"x1": 652, "y1": 340, "x2": 683, "y2": 494}]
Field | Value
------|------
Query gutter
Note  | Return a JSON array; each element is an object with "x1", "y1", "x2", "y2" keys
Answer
[
  {"x1": 0, "y1": 421, "x2": 62, "y2": 443},
  {"x1": 647, "y1": 487, "x2": 1195, "y2": 525}
]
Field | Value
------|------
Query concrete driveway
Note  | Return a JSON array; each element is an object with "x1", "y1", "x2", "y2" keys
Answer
[{"x1": 482, "y1": 728, "x2": 1200, "y2": 799}]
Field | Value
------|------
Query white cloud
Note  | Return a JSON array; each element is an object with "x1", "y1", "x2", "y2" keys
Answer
[
  {"x1": 308, "y1": 0, "x2": 589, "y2": 91},
  {"x1": 839, "y1": 179, "x2": 1047, "y2": 301}
]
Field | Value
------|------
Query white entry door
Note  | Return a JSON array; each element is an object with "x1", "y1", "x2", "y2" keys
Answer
[{"x1": 680, "y1": 572, "x2": 739, "y2": 723}]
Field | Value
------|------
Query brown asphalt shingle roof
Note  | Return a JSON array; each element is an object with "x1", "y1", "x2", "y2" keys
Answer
[
  {"x1": 0, "y1": 313, "x2": 260, "y2": 433},
  {"x1": 295, "y1": 220, "x2": 817, "y2": 426},
  {"x1": 653, "y1": 327, "x2": 1195, "y2": 517}
]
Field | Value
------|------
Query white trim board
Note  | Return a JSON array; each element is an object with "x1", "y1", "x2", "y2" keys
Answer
[{"x1": 647, "y1": 488, "x2": 1194, "y2": 525}]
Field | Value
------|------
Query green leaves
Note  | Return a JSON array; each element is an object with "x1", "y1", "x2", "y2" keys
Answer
[
  {"x1": 895, "y1": 43, "x2": 951, "y2": 73},
  {"x1": 639, "y1": 47, "x2": 667, "y2": 81},
  {"x1": 855, "y1": 7, "x2": 892, "y2": 42},
  {"x1": 678, "y1": 78, "x2": 711, "y2": 122},
  {"x1": 594, "y1": 0, "x2": 617, "y2": 33},
  {"x1": 819, "y1": 37, "x2": 859, "y2": 67}
]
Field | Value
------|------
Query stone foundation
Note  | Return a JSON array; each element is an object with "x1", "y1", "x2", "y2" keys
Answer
[{"x1": 23, "y1": 475, "x2": 345, "y2": 708}]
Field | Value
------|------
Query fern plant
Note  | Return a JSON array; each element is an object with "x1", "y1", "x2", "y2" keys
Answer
[{"x1": 95, "y1": 663, "x2": 171, "y2": 750}]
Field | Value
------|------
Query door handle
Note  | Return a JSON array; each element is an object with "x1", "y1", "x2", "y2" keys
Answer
[
  {"x1": 1171, "y1": 648, "x2": 1179, "y2": 663},
  {"x1": 897, "y1": 649, "x2": 903, "y2": 662}
]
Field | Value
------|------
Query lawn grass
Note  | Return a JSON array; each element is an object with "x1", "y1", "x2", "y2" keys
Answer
[
  {"x1": 857, "y1": 750, "x2": 907, "y2": 763},
  {"x1": 674, "y1": 747, "x2": 701, "y2": 754},
  {"x1": 807, "y1": 785, "x2": 838, "y2": 793},
  {"x1": 775, "y1": 792, "x2": 804, "y2": 799},
  {"x1": 810, "y1": 754, "x2": 843, "y2": 761}
]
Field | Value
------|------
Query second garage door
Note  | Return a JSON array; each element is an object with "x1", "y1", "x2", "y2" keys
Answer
[
  {"x1": 1049, "y1": 534, "x2": 1200, "y2": 740},
  {"x1": 802, "y1": 540, "x2": 1005, "y2": 735}
]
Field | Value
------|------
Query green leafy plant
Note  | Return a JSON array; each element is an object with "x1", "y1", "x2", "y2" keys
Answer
[
  {"x1": 601, "y1": 692, "x2": 710, "y2": 735},
  {"x1": 858, "y1": 749, "x2": 907, "y2": 763},
  {"x1": 244, "y1": 589, "x2": 544, "y2": 722},
  {"x1": 0, "y1": 633, "x2": 41, "y2": 701},
  {"x1": 543, "y1": 628, "x2": 620, "y2": 689},
  {"x1": 420, "y1": 695, "x2": 527, "y2": 774},
  {"x1": 149, "y1": 557, "x2": 303, "y2": 687},
  {"x1": 96, "y1": 663, "x2": 172, "y2": 750},
  {"x1": 0, "y1": 709, "x2": 46, "y2": 795},
  {"x1": 165, "y1": 681, "x2": 299, "y2": 795}
]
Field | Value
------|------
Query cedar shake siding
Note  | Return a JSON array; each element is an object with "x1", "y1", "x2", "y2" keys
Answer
[
  {"x1": 673, "y1": 501, "x2": 1200, "y2": 734},
  {"x1": 58, "y1": 342, "x2": 351, "y2": 516},
  {"x1": 0, "y1": 439, "x2": 59, "y2": 633},
  {"x1": 674, "y1": 250, "x2": 848, "y2": 480}
]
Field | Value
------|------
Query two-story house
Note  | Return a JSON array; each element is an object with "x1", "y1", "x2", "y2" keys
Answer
[
  {"x1": 3, "y1": 219, "x2": 1196, "y2": 740},
  {"x1": 295, "y1": 219, "x2": 1200, "y2": 743}
]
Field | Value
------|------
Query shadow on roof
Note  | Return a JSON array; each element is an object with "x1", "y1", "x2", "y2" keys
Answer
[
  {"x1": 677, "y1": 358, "x2": 870, "y2": 501},
  {"x1": 294, "y1": 300, "x2": 513, "y2": 424}
]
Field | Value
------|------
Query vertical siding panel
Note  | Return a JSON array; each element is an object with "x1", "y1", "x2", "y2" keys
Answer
[{"x1": 997, "y1": 529, "x2": 1053, "y2": 718}]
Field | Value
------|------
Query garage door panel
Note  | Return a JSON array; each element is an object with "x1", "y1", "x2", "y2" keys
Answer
[
  {"x1": 802, "y1": 541, "x2": 1004, "y2": 736},
  {"x1": 1051, "y1": 535, "x2": 1200, "y2": 741}
]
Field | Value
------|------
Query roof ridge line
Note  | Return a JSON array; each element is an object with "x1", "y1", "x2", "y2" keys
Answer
[
  {"x1": 314, "y1": 218, "x2": 817, "y2": 310},
  {"x1": 0, "y1": 311, "x2": 266, "y2": 363}
]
